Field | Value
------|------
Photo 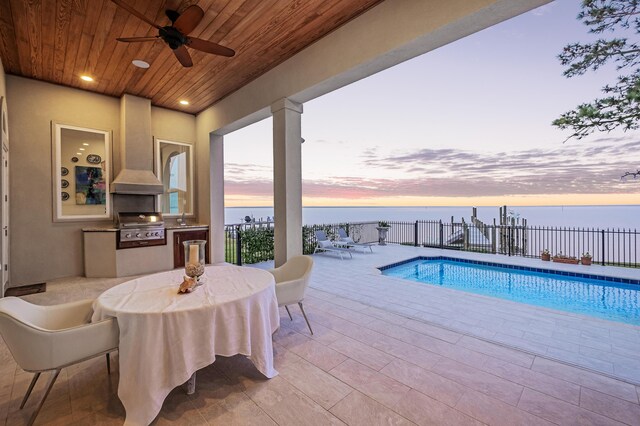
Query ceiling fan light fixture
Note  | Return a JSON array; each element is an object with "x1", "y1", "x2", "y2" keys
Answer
[
  {"x1": 132, "y1": 59, "x2": 150, "y2": 69},
  {"x1": 111, "y1": 2, "x2": 235, "y2": 68},
  {"x1": 80, "y1": 75, "x2": 94, "y2": 82},
  {"x1": 179, "y1": 100, "x2": 189, "y2": 105}
]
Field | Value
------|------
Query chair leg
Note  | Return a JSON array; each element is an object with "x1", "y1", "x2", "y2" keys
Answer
[
  {"x1": 106, "y1": 353, "x2": 111, "y2": 375},
  {"x1": 284, "y1": 305, "x2": 293, "y2": 321},
  {"x1": 298, "y1": 302, "x2": 313, "y2": 335},
  {"x1": 20, "y1": 372, "x2": 40, "y2": 409},
  {"x1": 28, "y1": 369, "x2": 60, "y2": 426}
]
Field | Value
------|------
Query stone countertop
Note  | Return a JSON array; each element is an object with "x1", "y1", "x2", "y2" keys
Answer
[
  {"x1": 83, "y1": 224, "x2": 209, "y2": 232},
  {"x1": 164, "y1": 224, "x2": 209, "y2": 230}
]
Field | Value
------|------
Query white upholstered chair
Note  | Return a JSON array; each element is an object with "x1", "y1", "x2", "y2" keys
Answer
[
  {"x1": 268, "y1": 255, "x2": 314, "y2": 334},
  {"x1": 0, "y1": 297, "x2": 119, "y2": 425}
]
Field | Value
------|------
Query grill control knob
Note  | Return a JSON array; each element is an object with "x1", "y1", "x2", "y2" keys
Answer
[
  {"x1": 135, "y1": 233, "x2": 141, "y2": 238},
  {"x1": 145, "y1": 232, "x2": 151, "y2": 237},
  {"x1": 125, "y1": 233, "x2": 131, "y2": 239},
  {"x1": 155, "y1": 232, "x2": 160, "y2": 236}
]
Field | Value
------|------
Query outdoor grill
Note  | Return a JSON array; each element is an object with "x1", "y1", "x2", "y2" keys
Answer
[{"x1": 116, "y1": 212, "x2": 166, "y2": 249}]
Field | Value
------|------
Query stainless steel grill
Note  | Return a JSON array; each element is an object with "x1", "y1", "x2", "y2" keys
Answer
[{"x1": 116, "y1": 212, "x2": 166, "y2": 249}]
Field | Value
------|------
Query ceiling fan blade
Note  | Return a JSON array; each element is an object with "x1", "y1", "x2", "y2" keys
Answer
[
  {"x1": 116, "y1": 36, "x2": 160, "y2": 43},
  {"x1": 186, "y1": 37, "x2": 235, "y2": 57},
  {"x1": 173, "y1": 45, "x2": 193, "y2": 67},
  {"x1": 173, "y1": 5, "x2": 204, "y2": 35},
  {"x1": 111, "y1": 0, "x2": 161, "y2": 29}
]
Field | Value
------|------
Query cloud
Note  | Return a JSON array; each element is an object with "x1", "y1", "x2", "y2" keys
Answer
[
  {"x1": 362, "y1": 140, "x2": 640, "y2": 188},
  {"x1": 223, "y1": 139, "x2": 640, "y2": 200},
  {"x1": 225, "y1": 162, "x2": 272, "y2": 181}
]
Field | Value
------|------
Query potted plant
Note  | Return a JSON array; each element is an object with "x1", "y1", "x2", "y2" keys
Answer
[
  {"x1": 552, "y1": 252, "x2": 579, "y2": 264},
  {"x1": 581, "y1": 252, "x2": 592, "y2": 266},
  {"x1": 541, "y1": 249, "x2": 551, "y2": 261},
  {"x1": 376, "y1": 221, "x2": 390, "y2": 246}
]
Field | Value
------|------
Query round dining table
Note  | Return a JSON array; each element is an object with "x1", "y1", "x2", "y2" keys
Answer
[{"x1": 92, "y1": 264, "x2": 280, "y2": 426}]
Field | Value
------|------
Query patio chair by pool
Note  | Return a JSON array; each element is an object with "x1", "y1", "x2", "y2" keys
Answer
[
  {"x1": 313, "y1": 230, "x2": 353, "y2": 259},
  {"x1": 269, "y1": 255, "x2": 314, "y2": 335},
  {"x1": 337, "y1": 228, "x2": 374, "y2": 253}
]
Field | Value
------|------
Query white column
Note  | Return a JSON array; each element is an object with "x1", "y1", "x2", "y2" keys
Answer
[
  {"x1": 271, "y1": 98, "x2": 303, "y2": 267},
  {"x1": 209, "y1": 133, "x2": 226, "y2": 264}
]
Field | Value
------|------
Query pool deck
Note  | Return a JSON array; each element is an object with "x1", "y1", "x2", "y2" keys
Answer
[
  {"x1": 302, "y1": 244, "x2": 640, "y2": 385},
  {"x1": 2, "y1": 248, "x2": 638, "y2": 425}
]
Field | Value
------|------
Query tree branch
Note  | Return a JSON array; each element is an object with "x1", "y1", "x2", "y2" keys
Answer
[{"x1": 621, "y1": 170, "x2": 640, "y2": 179}]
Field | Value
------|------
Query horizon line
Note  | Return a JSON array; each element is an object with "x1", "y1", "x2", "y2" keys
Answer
[{"x1": 225, "y1": 204, "x2": 639, "y2": 209}]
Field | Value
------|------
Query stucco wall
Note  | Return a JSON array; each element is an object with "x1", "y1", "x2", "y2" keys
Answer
[{"x1": 6, "y1": 76, "x2": 195, "y2": 286}]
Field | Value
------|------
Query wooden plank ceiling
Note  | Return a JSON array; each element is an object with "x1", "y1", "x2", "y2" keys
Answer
[{"x1": 0, "y1": 0, "x2": 383, "y2": 114}]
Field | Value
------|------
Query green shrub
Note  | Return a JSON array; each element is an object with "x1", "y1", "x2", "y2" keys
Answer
[{"x1": 239, "y1": 227, "x2": 274, "y2": 264}]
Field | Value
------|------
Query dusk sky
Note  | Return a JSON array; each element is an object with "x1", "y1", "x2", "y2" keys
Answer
[{"x1": 223, "y1": 0, "x2": 640, "y2": 207}]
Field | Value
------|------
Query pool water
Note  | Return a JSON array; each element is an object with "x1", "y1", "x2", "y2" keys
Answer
[{"x1": 380, "y1": 257, "x2": 640, "y2": 325}]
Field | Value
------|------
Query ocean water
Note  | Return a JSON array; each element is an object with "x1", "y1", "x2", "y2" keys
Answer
[{"x1": 225, "y1": 205, "x2": 639, "y2": 229}]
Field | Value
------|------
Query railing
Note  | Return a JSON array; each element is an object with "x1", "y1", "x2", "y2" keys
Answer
[
  {"x1": 224, "y1": 220, "x2": 639, "y2": 268},
  {"x1": 225, "y1": 221, "x2": 379, "y2": 265}
]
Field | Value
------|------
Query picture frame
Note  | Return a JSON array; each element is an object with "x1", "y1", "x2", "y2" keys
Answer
[{"x1": 52, "y1": 122, "x2": 112, "y2": 222}]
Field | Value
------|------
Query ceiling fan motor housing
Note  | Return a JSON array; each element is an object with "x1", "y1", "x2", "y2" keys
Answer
[{"x1": 159, "y1": 26, "x2": 188, "y2": 50}]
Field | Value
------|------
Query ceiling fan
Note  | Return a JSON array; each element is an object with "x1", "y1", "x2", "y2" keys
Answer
[{"x1": 111, "y1": 0, "x2": 235, "y2": 68}]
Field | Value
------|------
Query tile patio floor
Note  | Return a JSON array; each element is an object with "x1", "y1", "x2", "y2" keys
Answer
[
  {"x1": 299, "y1": 245, "x2": 640, "y2": 385},
  {"x1": 0, "y1": 245, "x2": 638, "y2": 425}
]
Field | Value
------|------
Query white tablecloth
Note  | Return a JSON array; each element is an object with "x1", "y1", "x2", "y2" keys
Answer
[{"x1": 92, "y1": 264, "x2": 280, "y2": 426}]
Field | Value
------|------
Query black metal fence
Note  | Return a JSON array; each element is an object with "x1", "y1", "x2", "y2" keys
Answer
[
  {"x1": 224, "y1": 221, "x2": 374, "y2": 265},
  {"x1": 225, "y1": 220, "x2": 639, "y2": 268},
  {"x1": 384, "y1": 220, "x2": 638, "y2": 267}
]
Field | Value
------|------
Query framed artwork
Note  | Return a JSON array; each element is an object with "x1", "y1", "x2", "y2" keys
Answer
[
  {"x1": 52, "y1": 122, "x2": 111, "y2": 221},
  {"x1": 75, "y1": 166, "x2": 106, "y2": 205}
]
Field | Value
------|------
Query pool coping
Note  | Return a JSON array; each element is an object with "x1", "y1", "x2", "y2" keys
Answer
[{"x1": 378, "y1": 256, "x2": 640, "y2": 286}]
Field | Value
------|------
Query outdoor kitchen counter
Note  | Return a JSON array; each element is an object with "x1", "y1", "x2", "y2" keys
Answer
[
  {"x1": 83, "y1": 225, "x2": 209, "y2": 278},
  {"x1": 164, "y1": 224, "x2": 209, "y2": 230}
]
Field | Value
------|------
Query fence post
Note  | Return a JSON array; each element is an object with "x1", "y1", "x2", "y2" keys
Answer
[
  {"x1": 601, "y1": 229, "x2": 605, "y2": 266},
  {"x1": 508, "y1": 227, "x2": 512, "y2": 256},
  {"x1": 491, "y1": 226, "x2": 496, "y2": 254},
  {"x1": 236, "y1": 225, "x2": 243, "y2": 266},
  {"x1": 439, "y1": 221, "x2": 443, "y2": 249},
  {"x1": 414, "y1": 221, "x2": 419, "y2": 247},
  {"x1": 463, "y1": 224, "x2": 469, "y2": 251}
]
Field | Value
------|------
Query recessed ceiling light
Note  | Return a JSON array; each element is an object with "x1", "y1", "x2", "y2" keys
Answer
[
  {"x1": 80, "y1": 75, "x2": 94, "y2": 82},
  {"x1": 179, "y1": 100, "x2": 189, "y2": 105},
  {"x1": 76, "y1": 152, "x2": 83, "y2": 155},
  {"x1": 132, "y1": 60, "x2": 150, "y2": 69},
  {"x1": 79, "y1": 148, "x2": 85, "y2": 151},
  {"x1": 83, "y1": 143, "x2": 89, "y2": 146}
]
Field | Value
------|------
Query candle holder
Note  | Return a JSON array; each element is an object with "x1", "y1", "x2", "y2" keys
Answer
[{"x1": 183, "y1": 240, "x2": 206, "y2": 284}]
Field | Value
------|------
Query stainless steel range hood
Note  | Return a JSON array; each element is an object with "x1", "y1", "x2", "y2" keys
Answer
[{"x1": 111, "y1": 94, "x2": 164, "y2": 195}]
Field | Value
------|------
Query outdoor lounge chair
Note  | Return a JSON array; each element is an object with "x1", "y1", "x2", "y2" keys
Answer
[
  {"x1": 313, "y1": 230, "x2": 353, "y2": 259},
  {"x1": 337, "y1": 228, "x2": 374, "y2": 253}
]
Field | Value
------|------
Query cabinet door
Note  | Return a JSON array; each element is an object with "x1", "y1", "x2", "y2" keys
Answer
[{"x1": 173, "y1": 230, "x2": 210, "y2": 268}]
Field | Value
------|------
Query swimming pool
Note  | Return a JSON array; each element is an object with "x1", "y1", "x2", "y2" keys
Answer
[{"x1": 380, "y1": 257, "x2": 640, "y2": 325}]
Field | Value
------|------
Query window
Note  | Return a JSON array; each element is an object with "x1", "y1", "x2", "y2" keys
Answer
[{"x1": 156, "y1": 139, "x2": 193, "y2": 216}]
